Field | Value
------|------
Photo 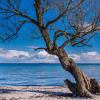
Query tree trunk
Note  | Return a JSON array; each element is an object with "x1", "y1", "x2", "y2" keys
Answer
[
  {"x1": 55, "y1": 48, "x2": 100, "y2": 98},
  {"x1": 39, "y1": 25, "x2": 100, "y2": 98}
]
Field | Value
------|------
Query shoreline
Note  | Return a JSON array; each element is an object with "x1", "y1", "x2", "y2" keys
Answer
[{"x1": 0, "y1": 86, "x2": 99, "y2": 100}]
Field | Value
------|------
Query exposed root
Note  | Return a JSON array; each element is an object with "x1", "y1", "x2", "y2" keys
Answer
[
  {"x1": 90, "y1": 78, "x2": 100, "y2": 94},
  {"x1": 64, "y1": 79, "x2": 93, "y2": 98}
]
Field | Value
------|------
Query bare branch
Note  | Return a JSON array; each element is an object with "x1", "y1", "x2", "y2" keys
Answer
[
  {"x1": 46, "y1": 0, "x2": 73, "y2": 28},
  {"x1": 53, "y1": 30, "x2": 72, "y2": 47},
  {"x1": 0, "y1": 4, "x2": 38, "y2": 25},
  {"x1": 2, "y1": 20, "x2": 27, "y2": 41},
  {"x1": 46, "y1": 0, "x2": 84, "y2": 28},
  {"x1": 34, "y1": 47, "x2": 47, "y2": 51},
  {"x1": 0, "y1": 0, "x2": 100, "y2": 51}
]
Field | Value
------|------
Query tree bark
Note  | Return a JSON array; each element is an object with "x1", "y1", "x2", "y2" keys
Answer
[
  {"x1": 38, "y1": 25, "x2": 100, "y2": 98},
  {"x1": 55, "y1": 47, "x2": 100, "y2": 98}
]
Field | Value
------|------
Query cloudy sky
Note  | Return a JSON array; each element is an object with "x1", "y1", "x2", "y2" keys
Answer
[
  {"x1": 0, "y1": 29, "x2": 100, "y2": 63},
  {"x1": 0, "y1": 22, "x2": 100, "y2": 63},
  {"x1": 0, "y1": 0, "x2": 100, "y2": 63},
  {"x1": 0, "y1": 45, "x2": 100, "y2": 63}
]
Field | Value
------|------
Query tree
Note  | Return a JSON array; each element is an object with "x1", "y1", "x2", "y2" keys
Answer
[{"x1": 0, "y1": 0, "x2": 100, "y2": 98}]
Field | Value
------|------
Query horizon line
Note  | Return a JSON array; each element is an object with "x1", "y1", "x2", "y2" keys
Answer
[{"x1": 0, "y1": 63, "x2": 100, "y2": 64}]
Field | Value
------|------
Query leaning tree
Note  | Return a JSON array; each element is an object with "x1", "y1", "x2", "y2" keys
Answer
[{"x1": 0, "y1": 0, "x2": 100, "y2": 97}]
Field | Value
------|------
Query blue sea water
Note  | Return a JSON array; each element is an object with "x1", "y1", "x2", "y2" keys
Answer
[{"x1": 0, "y1": 63, "x2": 99, "y2": 86}]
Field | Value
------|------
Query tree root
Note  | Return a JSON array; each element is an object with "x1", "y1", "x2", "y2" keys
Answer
[
  {"x1": 90, "y1": 78, "x2": 100, "y2": 94},
  {"x1": 64, "y1": 79, "x2": 93, "y2": 98},
  {"x1": 64, "y1": 78, "x2": 100, "y2": 98}
]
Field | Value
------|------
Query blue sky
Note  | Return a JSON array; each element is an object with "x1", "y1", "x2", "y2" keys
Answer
[
  {"x1": 0, "y1": 33, "x2": 100, "y2": 63},
  {"x1": 0, "y1": 0, "x2": 100, "y2": 63}
]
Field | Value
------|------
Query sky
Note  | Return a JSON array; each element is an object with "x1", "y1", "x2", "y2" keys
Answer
[
  {"x1": 0, "y1": 33, "x2": 100, "y2": 63},
  {"x1": 0, "y1": 0, "x2": 100, "y2": 63}
]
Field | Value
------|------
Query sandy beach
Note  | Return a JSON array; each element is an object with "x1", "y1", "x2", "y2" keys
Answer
[{"x1": 0, "y1": 86, "x2": 99, "y2": 100}]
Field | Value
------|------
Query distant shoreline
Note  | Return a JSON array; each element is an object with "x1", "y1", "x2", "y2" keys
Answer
[{"x1": 0, "y1": 63, "x2": 100, "y2": 65}]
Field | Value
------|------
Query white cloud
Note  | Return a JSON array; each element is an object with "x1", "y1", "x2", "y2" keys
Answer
[
  {"x1": 0, "y1": 48, "x2": 100, "y2": 63},
  {"x1": 0, "y1": 49, "x2": 30, "y2": 59},
  {"x1": 82, "y1": 52, "x2": 97, "y2": 56},
  {"x1": 69, "y1": 51, "x2": 100, "y2": 63},
  {"x1": 0, "y1": 48, "x2": 58, "y2": 63},
  {"x1": 33, "y1": 50, "x2": 58, "y2": 63},
  {"x1": 37, "y1": 50, "x2": 49, "y2": 57},
  {"x1": 81, "y1": 52, "x2": 100, "y2": 62},
  {"x1": 69, "y1": 54, "x2": 80, "y2": 61},
  {"x1": 37, "y1": 50, "x2": 57, "y2": 58}
]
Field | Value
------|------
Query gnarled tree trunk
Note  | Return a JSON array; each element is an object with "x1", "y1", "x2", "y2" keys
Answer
[
  {"x1": 54, "y1": 47, "x2": 100, "y2": 98},
  {"x1": 39, "y1": 21, "x2": 100, "y2": 98}
]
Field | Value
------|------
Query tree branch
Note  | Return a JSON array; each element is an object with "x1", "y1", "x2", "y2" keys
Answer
[
  {"x1": 46, "y1": 0, "x2": 84, "y2": 28},
  {"x1": 53, "y1": 30, "x2": 72, "y2": 47},
  {"x1": 0, "y1": 7, "x2": 38, "y2": 25},
  {"x1": 34, "y1": 47, "x2": 47, "y2": 51},
  {"x1": 60, "y1": 39, "x2": 72, "y2": 48},
  {"x1": 2, "y1": 20, "x2": 27, "y2": 41},
  {"x1": 46, "y1": 0, "x2": 73, "y2": 28}
]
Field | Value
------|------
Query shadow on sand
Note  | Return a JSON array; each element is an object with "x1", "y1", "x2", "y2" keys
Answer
[{"x1": 0, "y1": 88, "x2": 73, "y2": 98}]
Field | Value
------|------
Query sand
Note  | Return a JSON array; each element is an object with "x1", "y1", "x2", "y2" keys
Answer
[{"x1": 0, "y1": 86, "x2": 99, "y2": 100}]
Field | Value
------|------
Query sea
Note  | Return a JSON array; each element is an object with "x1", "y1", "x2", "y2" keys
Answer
[{"x1": 0, "y1": 63, "x2": 99, "y2": 86}]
